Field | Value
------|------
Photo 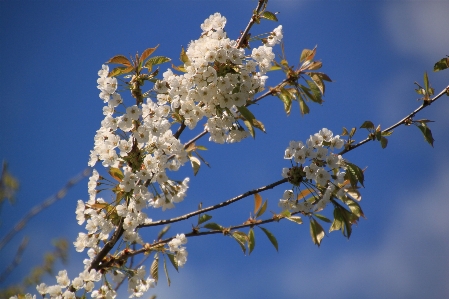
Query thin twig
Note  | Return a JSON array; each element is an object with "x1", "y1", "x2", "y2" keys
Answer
[
  {"x1": 183, "y1": 129, "x2": 208, "y2": 149},
  {"x1": 247, "y1": 79, "x2": 288, "y2": 106},
  {"x1": 106, "y1": 209, "x2": 301, "y2": 267},
  {"x1": 338, "y1": 85, "x2": 449, "y2": 155},
  {"x1": 173, "y1": 123, "x2": 186, "y2": 140},
  {"x1": 0, "y1": 168, "x2": 92, "y2": 251},
  {"x1": 236, "y1": 0, "x2": 267, "y2": 49},
  {"x1": 139, "y1": 178, "x2": 288, "y2": 228}
]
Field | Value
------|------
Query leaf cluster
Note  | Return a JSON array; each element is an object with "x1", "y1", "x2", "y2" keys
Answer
[
  {"x1": 273, "y1": 45, "x2": 332, "y2": 116},
  {"x1": 360, "y1": 120, "x2": 393, "y2": 149}
]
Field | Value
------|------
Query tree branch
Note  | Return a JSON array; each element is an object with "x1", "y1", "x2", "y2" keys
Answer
[
  {"x1": 338, "y1": 84, "x2": 449, "y2": 155},
  {"x1": 93, "y1": 85, "x2": 449, "y2": 268},
  {"x1": 236, "y1": 0, "x2": 267, "y2": 49},
  {"x1": 139, "y1": 178, "x2": 288, "y2": 228},
  {"x1": 173, "y1": 123, "x2": 186, "y2": 140},
  {"x1": 102, "y1": 207, "x2": 304, "y2": 268},
  {"x1": 89, "y1": 218, "x2": 124, "y2": 271}
]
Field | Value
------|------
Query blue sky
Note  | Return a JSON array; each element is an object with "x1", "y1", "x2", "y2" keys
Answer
[{"x1": 1, "y1": 0, "x2": 449, "y2": 298}]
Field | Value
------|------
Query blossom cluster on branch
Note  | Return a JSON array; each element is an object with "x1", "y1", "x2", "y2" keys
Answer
[
  {"x1": 17, "y1": 10, "x2": 289, "y2": 299},
  {"x1": 10, "y1": 0, "x2": 447, "y2": 298}
]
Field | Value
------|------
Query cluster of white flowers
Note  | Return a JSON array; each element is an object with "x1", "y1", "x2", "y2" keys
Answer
[
  {"x1": 279, "y1": 128, "x2": 346, "y2": 213},
  {"x1": 31, "y1": 269, "x2": 102, "y2": 299},
  {"x1": 266, "y1": 25, "x2": 283, "y2": 47},
  {"x1": 68, "y1": 72, "x2": 191, "y2": 296},
  {"x1": 168, "y1": 234, "x2": 188, "y2": 267},
  {"x1": 24, "y1": 12, "x2": 285, "y2": 299},
  {"x1": 97, "y1": 64, "x2": 118, "y2": 102},
  {"x1": 125, "y1": 266, "x2": 155, "y2": 298},
  {"x1": 154, "y1": 13, "x2": 282, "y2": 143}
]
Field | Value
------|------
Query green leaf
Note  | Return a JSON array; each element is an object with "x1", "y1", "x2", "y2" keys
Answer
[
  {"x1": 166, "y1": 253, "x2": 178, "y2": 272},
  {"x1": 280, "y1": 210, "x2": 292, "y2": 218},
  {"x1": 285, "y1": 216, "x2": 303, "y2": 224},
  {"x1": 349, "y1": 127, "x2": 357, "y2": 138},
  {"x1": 314, "y1": 72, "x2": 332, "y2": 82},
  {"x1": 360, "y1": 120, "x2": 375, "y2": 130},
  {"x1": 259, "y1": 226, "x2": 278, "y2": 251},
  {"x1": 380, "y1": 136, "x2": 388, "y2": 149},
  {"x1": 307, "y1": 73, "x2": 325, "y2": 95},
  {"x1": 269, "y1": 64, "x2": 282, "y2": 71},
  {"x1": 305, "y1": 80, "x2": 323, "y2": 104},
  {"x1": 195, "y1": 145, "x2": 208, "y2": 151},
  {"x1": 157, "y1": 225, "x2": 170, "y2": 240},
  {"x1": 330, "y1": 206, "x2": 353, "y2": 238},
  {"x1": 248, "y1": 228, "x2": 256, "y2": 254},
  {"x1": 144, "y1": 56, "x2": 171, "y2": 70},
  {"x1": 243, "y1": 120, "x2": 255, "y2": 138},
  {"x1": 189, "y1": 156, "x2": 201, "y2": 176},
  {"x1": 106, "y1": 55, "x2": 132, "y2": 66},
  {"x1": 232, "y1": 231, "x2": 248, "y2": 254},
  {"x1": 252, "y1": 119, "x2": 266, "y2": 133},
  {"x1": 344, "y1": 187, "x2": 362, "y2": 202},
  {"x1": 416, "y1": 122, "x2": 435, "y2": 147},
  {"x1": 198, "y1": 214, "x2": 212, "y2": 225},
  {"x1": 237, "y1": 106, "x2": 257, "y2": 138},
  {"x1": 300, "y1": 47, "x2": 317, "y2": 63},
  {"x1": 193, "y1": 150, "x2": 210, "y2": 168},
  {"x1": 108, "y1": 66, "x2": 134, "y2": 77},
  {"x1": 433, "y1": 56, "x2": 449, "y2": 72},
  {"x1": 204, "y1": 222, "x2": 223, "y2": 231},
  {"x1": 298, "y1": 94, "x2": 310, "y2": 116},
  {"x1": 108, "y1": 167, "x2": 124, "y2": 182},
  {"x1": 171, "y1": 63, "x2": 187, "y2": 73},
  {"x1": 421, "y1": 71, "x2": 434, "y2": 100},
  {"x1": 180, "y1": 46, "x2": 189, "y2": 64},
  {"x1": 254, "y1": 193, "x2": 262, "y2": 215},
  {"x1": 423, "y1": 71, "x2": 430, "y2": 95},
  {"x1": 329, "y1": 207, "x2": 343, "y2": 233},
  {"x1": 306, "y1": 61, "x2": 322, "y2": 71},
  {"x1": 260, "y1": 11, "x2": 278, "y2": 21},
  {"x1": 140, "y1": 45, "x2": 159, "y2": 63},
  {"x1": 345, "y1": 162, "x2": 365, "y2": 187},
  {"x1": 314, "y1": 213, "x2": 331, "y2": 223},
  {"x1": 309, "y1": 218, "x2": 325, "y2": 247},
  {"x1": 237, "y1": 106, "x2": 256, "y2": 123},
  {"x1": 340, "y1": 195, "x2": 365, "y2": 219},
  {"x1": 163, "y1": 256, "x2": 171, "y2": 287},
  {"x1": 280, "y1": 59, "x2": 289, "y2": 68},
  {"x1": 256, "y1": 200, "x2": 268, "y2": 218},
  {"x1": 150, "y1": 255, "x2": 159, "y2": 284},
  {"x1": 278, "y1": 88, "x2": 292, "y2": 115}
]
